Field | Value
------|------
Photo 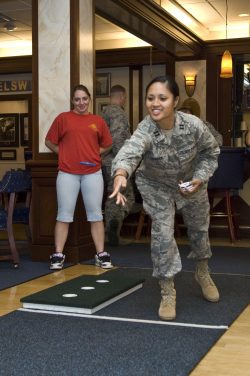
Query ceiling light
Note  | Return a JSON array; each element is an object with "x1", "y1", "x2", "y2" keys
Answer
[
  {"x1": 220, "y1": 0, "x2": 233, "y2": 78},
  {"x1": 238, "y1": 14, "x2": 249, "y2": 17},
  {"x1": 4, "y1": 21, "x2": 17, "y2": 31},
  {"x1": 220, "y1": 50, "x2": 233, "y2": 78},
  {"x1": 0, "y1": 13, "x2": 17, "y2": 31}
]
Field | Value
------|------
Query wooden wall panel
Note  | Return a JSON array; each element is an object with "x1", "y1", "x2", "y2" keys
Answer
[
  {"x1": 0, "y1": 56, "x2": 32, "y2": 74},
  {"x1": 29, "y1": 161, "x2": 95, "y2": 263}
]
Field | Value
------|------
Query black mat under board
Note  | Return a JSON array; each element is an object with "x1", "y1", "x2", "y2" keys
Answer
[
  {"x1": 97, "y1": 268, "x2": 250, "y2": 326},
  {"x1": 0, "y1": 255, "x2": 72, "y2": 291},
  {"x1": 0, "y1": 310, "x2": 223, "y2": 376},
  {"x1": 21, "y1": 272, "x2": 145, "y2": 314},
  {"x1": 89, "y1": 243, "x2": 250, "y2": 275}
]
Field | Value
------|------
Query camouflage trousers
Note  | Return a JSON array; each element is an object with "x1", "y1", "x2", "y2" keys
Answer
[
  {"x1": 103, "y1": 164, "x2": 135, "y2": 232},
  {"x1": 136, "y1": 176, "x2": 212, "y2": 279}
]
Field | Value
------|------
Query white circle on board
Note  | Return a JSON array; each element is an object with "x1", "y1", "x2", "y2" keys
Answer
[
  {"x1": 62, "y1": 293, "x2": 78, "y2": 298},
  {"x1": 81, "y1": 286, "x2": 95, "y2": 290},
  {"x1": 96, "y1": 279, "x2": 110, "y2": 283}
]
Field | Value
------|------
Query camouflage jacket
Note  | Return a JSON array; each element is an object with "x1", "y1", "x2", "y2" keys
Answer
[
  {"x1": 204, "y1": 120, "x2": 223, "y2": 146},
  {"x1": 101, "y1": 104, "x2": 131, "y2": 166},
  {"x1": 112, "y1": 111, "x2": 220, "y2": 190}
]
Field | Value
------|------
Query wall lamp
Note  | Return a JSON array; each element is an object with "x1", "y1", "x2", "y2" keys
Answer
[{"x1": 184, "y1": 74, "x2": 197, "y2": 97}]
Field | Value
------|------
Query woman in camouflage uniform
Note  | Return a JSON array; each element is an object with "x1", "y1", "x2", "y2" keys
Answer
[{"x1": 110, "y1": 75, "x2": 220, "y2": 320}]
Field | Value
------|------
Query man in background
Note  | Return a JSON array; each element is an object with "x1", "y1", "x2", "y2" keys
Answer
[{"x1": 101, "y1": 85, "x2": 135, "y2": 245}]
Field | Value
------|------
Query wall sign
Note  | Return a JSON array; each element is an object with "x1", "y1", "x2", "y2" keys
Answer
[
  {"x1": 0, "y1": 80, "x2": 32, "y2": 93},
  {"x1": 0, "y1": 73, "x2": 32, "y2": 95}
]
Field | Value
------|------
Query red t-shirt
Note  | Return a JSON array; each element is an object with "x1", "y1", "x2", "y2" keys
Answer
[{"x1": 45, "y1": 111, "x2": 112, "y2": 174}]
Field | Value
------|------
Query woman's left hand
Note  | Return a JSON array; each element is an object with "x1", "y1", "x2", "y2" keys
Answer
[{"x1": 179, "y1": 179, "x2": 202, "y2": 195}]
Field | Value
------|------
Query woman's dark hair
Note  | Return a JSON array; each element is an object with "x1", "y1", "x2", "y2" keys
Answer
[
  {"x1": 145, "y1": 75, "x2": 179, "y2": 98},
  {"x1": 72, "y1": 84, "x2": 91, "y2": 98}
]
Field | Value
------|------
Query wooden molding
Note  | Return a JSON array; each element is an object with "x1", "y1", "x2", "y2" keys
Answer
[
  {"x1": 96, "y1": 47, "x2": 174, "y2": 68},
  {"x1": 0, "y1": 56, "x2": 32, "y2": 74},
  {"x1": 31, "y1": 0, "x2": 39, "y2": 160},
  {"x1": 205, "y1": 38, "x2": 250, "y2": 55},
  {"x1": 70, "y1": 0, "x2": 80, "y2": 93},
  {"x1": 95, "y1": 0, "x2": 203, "y2": 57}
]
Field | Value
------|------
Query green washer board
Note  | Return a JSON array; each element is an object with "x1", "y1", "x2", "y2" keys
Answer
[{"x1": 21, "y1": 269, "x2": 145, "y2": 314}]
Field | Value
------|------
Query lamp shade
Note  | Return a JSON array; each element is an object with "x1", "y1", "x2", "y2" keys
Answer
[
  {"x1": 220, "y1": 50, "x2": 233, "y2": 78},
  {"x1": 184, "y1": 75, "x2": 197, "y2": 97},
  {"x1": 240, "y1": 120, "x2": 248, "y2": 131}
]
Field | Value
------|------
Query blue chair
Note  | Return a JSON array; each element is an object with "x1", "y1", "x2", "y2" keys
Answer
[
  {"x1": 0, "y1": 169, "x2": 32, "y2": 268},
  {"x1": 208, "y1": 147, "x2": 245, "y2": 243}
]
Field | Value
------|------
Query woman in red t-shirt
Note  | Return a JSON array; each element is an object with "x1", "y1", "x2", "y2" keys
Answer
[{"x1": 45, "y1": 84, "x2": 113, "y2": 270}]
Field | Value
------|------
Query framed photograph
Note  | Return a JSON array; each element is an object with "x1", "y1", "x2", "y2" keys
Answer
[
  {"x1": 96, "y1": 73, "x2": 111, "y2": 97},
  {"x1": 98, "y1": 102, "x2": 109, "y2": 115},
  {"x1": 0, "y1": 114, "x2": 19, "y2": 147},
  {"x1": 96, "y1": 98, "x2": 110, "y2": 115},
  {"x1": 20, "y1": 113, "x2": 30, "y2": 146},
  {"x1": 0, "y1": 149, "x2": 16, "y2": 160}
]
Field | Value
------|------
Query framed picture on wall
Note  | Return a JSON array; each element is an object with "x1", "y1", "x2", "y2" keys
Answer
[
  {"x1": 98, "y1": 102, "x2": 109, "y2": 115},
  {"x1": 0, "y1": 149, "x2": 16, "y2": 161},
  {"x1": 20, "y1": 113, "x2": 30, "y2": 146},
  {"x1": 96, "y1": 73, "x2": 111, "y2": 97},
  {"x1": 0, "y1": 114, "x2": 19, "y2": 147},
  {"x1": 96, "y1": 98, "x2": 110, "y2": 115}
]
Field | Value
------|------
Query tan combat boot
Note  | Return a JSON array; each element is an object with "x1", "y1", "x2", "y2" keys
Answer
[
  {"x1": 195, "y1": 259, "x2": 220, "y2": 302},
  {"x1": 158, "y1": 278, "x2": 176, "y2": 320}
]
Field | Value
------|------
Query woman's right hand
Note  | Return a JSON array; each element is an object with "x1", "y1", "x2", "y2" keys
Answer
[{"x1": 109, "y1": 175, "x2": 127, "y2": 206}]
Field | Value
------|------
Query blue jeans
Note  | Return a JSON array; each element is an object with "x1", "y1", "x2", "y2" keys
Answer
[{"x1": 56, "y1": 170, "x2": 104, "y2": 222}]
